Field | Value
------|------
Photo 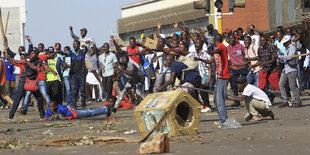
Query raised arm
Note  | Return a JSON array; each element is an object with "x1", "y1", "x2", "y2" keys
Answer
[
  {"x1": 69, "y1": 26, "x2": 80, "y2": 40},
  {"x1": 111, "y1": 35, "x2": 121, "y2": 53},
  {"x1": 304, "y1": 18, "x2": 309, "y2": 32},
  {"x1": 25, "y1": 35, "x2": 33, "y2": 55},
  {"x1": 4, "y1": 37, "x2": 16, "y2": 58},
  {"x1": 157, "y1": 23, "x2": 162, "y2": 34},
  {"x1": 173, "y1": 22, "x2": 179, "y2": 32}
]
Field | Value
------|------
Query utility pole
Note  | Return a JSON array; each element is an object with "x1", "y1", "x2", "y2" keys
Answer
[{"x1": 193, "y1": 0, "x2": 246, "y2": 34}]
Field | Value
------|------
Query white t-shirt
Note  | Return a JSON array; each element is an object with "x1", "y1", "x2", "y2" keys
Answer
[
  {"x1": 242, "y1": 84, "x2": 271, "y2": 107},
  {"x1": 249, "y1": 33, "x2": 260, "y2": 47},
  {"x1": 187, "y1": 41, "x2": 208, "y2": 58}
]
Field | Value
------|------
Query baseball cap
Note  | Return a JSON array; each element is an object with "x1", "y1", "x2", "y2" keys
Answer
[
  {"x1": 280, "y1": 35, "x2": 291, "y2": 44},
  {"x1": 236, "y1": 76, "x2": 247, "y2": 83},
  {"x1": 48, "y1": 46, "x2": 55, "y2": 53},
  {"x1": 30, "y1": 47, "x2": 40, "y2": 55},
  {"x1": 80, "y1": 28, "x2": 87, "y2": 32}
]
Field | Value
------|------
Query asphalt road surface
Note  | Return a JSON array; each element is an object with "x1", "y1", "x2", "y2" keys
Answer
[{"x1": 0, "y1": 91, "x2": 310, "y2": 155}]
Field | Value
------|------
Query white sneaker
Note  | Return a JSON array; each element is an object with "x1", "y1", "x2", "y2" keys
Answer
[
  {"x1": 201, "y1": 106, "x2": 211, "y2": 113},
  {"x1": 4, "y1": 119, "x2": 16, "y2": 123}
]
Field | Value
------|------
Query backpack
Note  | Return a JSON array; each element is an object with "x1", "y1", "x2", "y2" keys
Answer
[{"x1": 177, "y1": 56, "x2": 198, "y2": 71}]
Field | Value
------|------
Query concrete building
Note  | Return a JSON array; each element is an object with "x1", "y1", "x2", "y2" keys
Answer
[
  {"x1": 221, "y1": 0, "x2": 306, "y2": 33},
  {"x1": 118, "y1": 0, "x2": 308, "y2": 44},
  {"x1": 0, "y1": 0, "x2": 26, "y2": 53},
  {"x1": 118, "y1": 0, "x2": 209, "y2": 44}
]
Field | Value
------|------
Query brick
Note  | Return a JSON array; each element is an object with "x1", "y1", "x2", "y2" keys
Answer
[
  {"x1": 221, "y1": 0, "x2": 269, "y2": 32},
  {"x1": 139, "y1": 133, "x2": 169, "y2": 154}
]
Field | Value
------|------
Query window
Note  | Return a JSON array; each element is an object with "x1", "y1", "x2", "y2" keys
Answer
[{"x1": 303, "y1": 0, "x2": 310, "y2": 12}]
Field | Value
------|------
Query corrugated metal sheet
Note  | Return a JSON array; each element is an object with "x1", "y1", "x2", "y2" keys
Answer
[{"x1": 118, "y1": 2, "x2": 206, "y2": 34}]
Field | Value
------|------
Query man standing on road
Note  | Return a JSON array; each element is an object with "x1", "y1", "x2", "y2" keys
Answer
[
  {"x1": 98, "y1": 43, "x2": 118, "y2": 101},
  {"x1": 250, "y1": 35, "x2": 279, "y2": 103},
  {"x1": 274, "y1": 36, "x2": 302, "y2": 108},
  {"x1": 227, "y1": 34, "x2": 248, "y2": 107},
  {"x1": 198, "y1": 34, "x2": 231, "y2": 126}
]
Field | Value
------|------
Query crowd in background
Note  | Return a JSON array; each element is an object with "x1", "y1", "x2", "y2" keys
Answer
[{"x1": 1, "y1": 18, "x2": 310, "y2": 125}]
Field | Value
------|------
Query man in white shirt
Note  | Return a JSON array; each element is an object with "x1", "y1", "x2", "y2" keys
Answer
[
  {"x1": 69, "y1": 26, "x2": 95, "y2": 49},
  {"x1": 247, "y1": 24, "x2": 260, "y2": 47},
  {"x1": 227, "y1": 76, "x2": 275, "y2": 122}
]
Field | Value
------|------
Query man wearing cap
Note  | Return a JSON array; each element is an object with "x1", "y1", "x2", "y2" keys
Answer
[
  {"x1": 45, "y1": 45, "x2": 63, "y2": 105},
  {"x1": 69, "y1": 26, "x2": 95, "y2": 49},
  {"x1": 20, "y1": 47, "x2": 57, "y2": 114},
  {"x1": 273, "y1": 35, "x2": 302, "y2": 107},
  {"x1": 227, "y1": 76, "x2": 275, "y2": 122}
]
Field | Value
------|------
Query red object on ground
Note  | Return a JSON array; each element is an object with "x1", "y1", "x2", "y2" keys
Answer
[
  {"x1": 103, "y1": 91, "x2": 134, "y2": 109},
  {"x1": 107, "y1": 117, "x2": 116, "y2": 121}
]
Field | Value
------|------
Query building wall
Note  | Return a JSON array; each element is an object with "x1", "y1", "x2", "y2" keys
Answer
[
  {"x1": 268, "y1": 0, "x2": 301, "y2": 31},
  {"x1": 221, "y1": 0, "x2": 269, "y2": 32},
  {"x1": 0, "y1": 0, "x2": 26, "y2": 53},
  {"x1": 121, "y1": 0, "x2": 195, "y2": 18},
  {"x1": 120, "y1": 17, "x2": 209, "y2": 45}
]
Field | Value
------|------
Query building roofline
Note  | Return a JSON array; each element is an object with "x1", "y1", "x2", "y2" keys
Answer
[{"x1": 120, "y1": 0, "x2": 160, "y2": 10}]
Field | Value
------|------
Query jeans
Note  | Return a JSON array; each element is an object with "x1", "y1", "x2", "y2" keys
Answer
[
  {"x1": 9, "y1": 80, "x2": 45, "y2": 119},
  {"x1": 247, "y1": 70, "x2": 259, "y2": 87},
  {"x1": 114, "y1": 80, "x2": 146, "y2": 109},
  {"x1": 214, "y1": 78, "x2": 229, "y2": 123},
  {"x1": 231, "y1": 67, "x2": 248, "y2": 104},
  {"x1": 23, "y1": 80, "x2": 51, "y2": 109},
  {"x1": 279, "y1": 71, "x2": 300, "y2": 103},
  {"x1": 70, "y1": 107, "x2": 107, "y2": 118},
  {"x1": 70, "y1": 74, "x2": 87, "y2": 107},
  {"x1": 63, "y1": 76, "x2": 72, "y2": 106}
]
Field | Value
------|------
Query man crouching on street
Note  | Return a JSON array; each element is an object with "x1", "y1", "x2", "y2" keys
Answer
[
  {"x1": 227, "y1": 76, "x2": 275, "y2": 122},
  {"x1": 45, "y1": 101, "x2": 112, "y2": 120}
]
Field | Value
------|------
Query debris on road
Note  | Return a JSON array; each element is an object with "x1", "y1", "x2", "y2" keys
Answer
[
  {"x1": 140, "y1": 133, "x2": 169, "y2": 154},
  {"x1": 124, "y1": 130, "x2": 136, "y2": 134},
  {"x1": 42, "y1": 129, "x2": 54, "y2": 135},
  {"x1": 39, "y1": 136, "x2": 138, "y2": 147}
]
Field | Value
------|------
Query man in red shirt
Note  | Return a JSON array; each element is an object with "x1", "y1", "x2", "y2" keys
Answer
[
  {"x1": 227, "y1": 34, "x2": 248, "y2": 107},
  {"x1": 195, "y1": 34, "x2": 231, "y2": 126},
  {"x1": 112, "y1": 36, "x2": 143, "y2": 67},
  {"x1": 21, "y1": 48, "x2": 57, "y2": 114}
]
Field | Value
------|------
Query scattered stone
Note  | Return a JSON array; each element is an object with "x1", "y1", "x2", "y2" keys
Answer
[
  {"x1": 124, "y1": 130, "x2": 136, "y2": 134},
  {"x1": 42, "y1": 129, "x2": 54, "y2": 135},
  {"x1": 140, "y1": 133, "x2": 169, "y2": 154}
]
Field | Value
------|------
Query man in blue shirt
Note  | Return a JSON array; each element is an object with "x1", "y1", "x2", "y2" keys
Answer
[
  {"x1": 156, "y1": 55, "x2": 201, "y2": 101},
  {"x1": 45, "y1": 101, "x2": 112, "y2": 120},
  {"x1": 1, "y1": 56, "x2": 14, "y2": 107}
]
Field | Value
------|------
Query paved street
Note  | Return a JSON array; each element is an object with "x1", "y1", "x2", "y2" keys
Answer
[{"x1": 1, "y1": 91, "x2": 310, "y2": 155}]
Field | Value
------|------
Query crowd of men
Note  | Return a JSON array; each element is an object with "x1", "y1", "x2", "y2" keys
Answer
[{"x1": 1, "y1": 18, "x2": 310, "y2": 127}]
